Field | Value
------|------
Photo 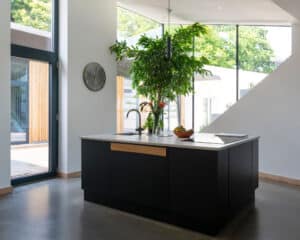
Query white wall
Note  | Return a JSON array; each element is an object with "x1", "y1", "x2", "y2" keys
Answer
[
  {"x1": 0, "y1": 0, "x2": 11, "y2": 188},
  {"x1": 205, "y1": 24, "x2": 300, "y2": 180},
  {"x1": 273, "y1": 0, "x2": 300, "y2": 21},
  {"x1": 59, "y1": 0, "x2": 117, "y2": 173}
]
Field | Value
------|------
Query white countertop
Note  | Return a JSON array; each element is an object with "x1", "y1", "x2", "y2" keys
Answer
[{"x1": 81, "y1": 133, "x2": 259, "y2": 151}]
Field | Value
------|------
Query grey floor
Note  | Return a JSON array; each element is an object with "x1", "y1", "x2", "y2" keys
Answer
[{"x1": 0, "y1": 178, "x2": 300, "y2": 240}]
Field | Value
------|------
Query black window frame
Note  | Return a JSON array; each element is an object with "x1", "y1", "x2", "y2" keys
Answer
[
  {"x1": 162, "y1": 23, "x2": 291, "y2": 129},
  {"x1": 11, "y1": 0, "x2": 59, "y2": 185}
]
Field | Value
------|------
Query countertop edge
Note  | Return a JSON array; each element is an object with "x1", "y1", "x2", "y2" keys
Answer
[{"x1": 81, "y1": 134, "x2": 260, "y2": 151}]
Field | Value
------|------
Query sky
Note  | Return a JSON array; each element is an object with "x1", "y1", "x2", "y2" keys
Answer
[{"x1": 266, "y1": 26, "x2": 292, "y2": 62}]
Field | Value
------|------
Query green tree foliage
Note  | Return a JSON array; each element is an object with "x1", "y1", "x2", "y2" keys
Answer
[
  {"x1": 239, "y1": 27, "x2": 275, "y2": 73},
  {"x1": 111, "y1": 23, "x2": 210, "y2": 132},
  {"x1": 11, "y1": 0, "x2": 52, "y2": 32},
  {"x1": 111, "y1": 23, "x2": 210, "y2": 103},
  {"x1": 197, "y1": 25, "x2": 275, "y2": 73},
  {"x1": 118, "y1": 8, "x2": 276, "y2": 74},
  {"x1": 196, "y1": 25, "x2": 236, "y2": 69},
  {"x1": 118, "y1": 8, "x2": 160, "y2": 39}
]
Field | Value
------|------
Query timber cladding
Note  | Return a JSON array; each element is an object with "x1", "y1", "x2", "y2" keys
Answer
[
  {"x1": 29, "y1": 60, "x2": 49, "y2": 143},
  {"x1": 111, "y1": 143, "x2": 167, "y2": 157}
]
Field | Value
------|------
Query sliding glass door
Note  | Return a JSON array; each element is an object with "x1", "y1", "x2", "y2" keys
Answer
[{"x1": 10, "y1": 0, "x2": 58, "y2": 184}]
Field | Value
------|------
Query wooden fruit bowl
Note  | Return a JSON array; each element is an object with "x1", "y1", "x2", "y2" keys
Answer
[{"x1": 173, "y1": 129, "x2": 194, "y2": 138}]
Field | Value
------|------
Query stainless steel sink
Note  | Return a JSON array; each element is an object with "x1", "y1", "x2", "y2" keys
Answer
[{"x1": 115, "y1": 132, "x2": 139, "y2": 136}]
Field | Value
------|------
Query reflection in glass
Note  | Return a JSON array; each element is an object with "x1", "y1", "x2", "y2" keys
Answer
[
  {"x1": 11, "y1": 57, "x2": 50, "y2": 179},
  {"x1": 11, "y1": 57, "x2": 29, "y2": 143},
  {"x1": 11, "y1": 0, "x2": 53, "y2": 51}
]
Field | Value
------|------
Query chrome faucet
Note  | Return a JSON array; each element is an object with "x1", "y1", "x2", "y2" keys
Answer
[{"x1": 126, "y1": 109, "x2": 143, "y2": 136}]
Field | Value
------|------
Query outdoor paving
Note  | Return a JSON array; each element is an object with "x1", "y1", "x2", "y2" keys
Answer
[{"x1": 11, "y1": 144, "x2": 49, "y2": 178}]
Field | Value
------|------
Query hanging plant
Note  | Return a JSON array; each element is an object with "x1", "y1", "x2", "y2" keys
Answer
[{"x1": 110, "y1": 23, "x2": 211, "y2": 134}]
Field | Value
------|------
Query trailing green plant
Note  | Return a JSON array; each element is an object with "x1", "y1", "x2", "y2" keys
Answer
[{"x1": 110, "y1": 23, "x2": 211, "y2": 133}]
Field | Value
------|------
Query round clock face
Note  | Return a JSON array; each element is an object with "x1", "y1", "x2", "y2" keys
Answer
[{"x1": 82, "y1": 62, "x2": 106, "y2": 92}]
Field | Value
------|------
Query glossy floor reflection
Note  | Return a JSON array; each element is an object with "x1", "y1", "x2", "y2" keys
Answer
[{"x1": 0, "y1": 178, "x2": 300, "y2": 240}]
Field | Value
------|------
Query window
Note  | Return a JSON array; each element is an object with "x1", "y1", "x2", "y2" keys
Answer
[
  {"x1": 180, "y1": 25, "x2": 291, "y2": 132},
  {"x1": 238, "y1": 26, "x2": 292, "y2": 98},
  {"x1": 115, "y1": 9, "x2": 292, "y2": 133},
  {"x1": 193, "y1": 25, "x2": 237, "y2": 132},
  {"x1": 11, "y1": 0, "x2": 53, "y2": 51},
  {"x1": 11, "y1": 57, "x2": 29, "y2": 144},
  {"x1": 166, "y1": 25, "x2": 237, "y2": 132},
  {"x1": 117, "y1": 7, "x2": 161, "y2": 42},
  {"x1": 10, "y1": 0, "x2": 58, "y2": 183},
  {"x1": 116, "y1": 7, "x2": 162, "y2": 133}
]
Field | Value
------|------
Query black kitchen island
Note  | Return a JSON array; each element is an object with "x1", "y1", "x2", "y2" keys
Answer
[{"x1": 81, "y1": 133, "x2": 259, "y2": 235}]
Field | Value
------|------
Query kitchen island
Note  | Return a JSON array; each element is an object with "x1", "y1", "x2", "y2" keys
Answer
[{"x1": 81, "y1": 133, "x2": 259, "y2": 235}]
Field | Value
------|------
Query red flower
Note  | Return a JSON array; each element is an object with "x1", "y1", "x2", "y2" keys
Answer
[{"x1": 158, "y1": 102, "x2": 166, "y2": 108}]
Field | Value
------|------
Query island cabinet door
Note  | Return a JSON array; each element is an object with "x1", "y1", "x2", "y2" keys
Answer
[
  {"x1": 81, "y1": 140, "x2": 110, "y2": 200},
  {"x1": 169, "y1": 148, "x2": 221, "y2": 222},
  {"x1": 229, "y1": 142, "x2": 255, "y2": 215},
  {"x1": 109, "y1": 143, "x2": 168, "y2": 210},
  {"x1": 253, "y1": 139, "x2": 259, "y2": 189}
]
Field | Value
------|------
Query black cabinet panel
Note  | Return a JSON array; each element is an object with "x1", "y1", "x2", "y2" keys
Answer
[
  {"x1": 229, "y1": 142, "x2": 254, "y2": 215},
  {"x1": 217, "y1": 150, "x2": 229, "y2": 223},
  {"x1": 253, "y1": 140, "x2": 259, "y2": 189},
  {"x1": 82, "y1": 139, "x2": 258, "y2": 235},
  {"x1": 110, "y1": 150, "x2": 168, "y2": 210},
  {"x1": 169, "y1": 148, "x2": 219, "y2": 219},
  {"x1": 81, "y1": 140, "x2": 110, "y2": 199}
]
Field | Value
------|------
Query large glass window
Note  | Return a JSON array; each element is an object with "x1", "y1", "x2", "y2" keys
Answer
[
  {"x1": 11, "y1": 57, "x2": 29, "y2": 144},
  {"x1": 11, "y1": 0, "x2": 53, "y2": 51},
  {"x1": 162, "y1": 25, "x2": 237, "y2": 132},
  {"x1": 179, "y1": 25, "x2": 291, "y2": 132},
  {"x1": 11, "y1": 57, "x2": 50, "y2": 178},
  {"x1": 10, "y1": 0, "x2": 58, "y2": 183},
  {"x1": 115, "y1": 8, "x2": 292, "y2": 134},
  {"x1": 116, "y1": 7, "x2": 162, "y2": 133},
  {"x1": 238, "y1": 26, "x2": 292, "y2": 98},
  {"x1": 164, "y1": 25, "x2": 191, "y2": 131},
  {"x1": 194, "y1": 25, "x2": 237, "y2": 132}
]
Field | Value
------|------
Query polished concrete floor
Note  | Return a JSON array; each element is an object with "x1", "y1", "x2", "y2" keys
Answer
[{"x1": 0, "y1": 178, "x2": 300, "y2": 240}]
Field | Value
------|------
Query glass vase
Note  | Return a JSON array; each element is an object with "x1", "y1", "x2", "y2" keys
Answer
[{"x1": 152, "y1": 111, "x2": 163, "y2": 136}]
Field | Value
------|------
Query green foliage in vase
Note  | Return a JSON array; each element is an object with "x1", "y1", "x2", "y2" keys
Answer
[{"x1": 110, "y1": 23, "x2": 210, "y2": 104}]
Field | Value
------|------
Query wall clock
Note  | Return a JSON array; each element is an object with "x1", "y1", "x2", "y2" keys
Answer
[{"x1": 82, "y1": 62, "x2": 106, "y2": 92}]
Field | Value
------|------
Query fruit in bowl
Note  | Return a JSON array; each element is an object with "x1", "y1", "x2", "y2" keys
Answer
[{"x1": 173, "y1": 126, "x2": 194, "y2": 138}]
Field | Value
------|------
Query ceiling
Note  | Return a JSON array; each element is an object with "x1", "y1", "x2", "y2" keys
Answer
[{"x1": 118, "y1": 0, "x2": 295, "y2": 25}]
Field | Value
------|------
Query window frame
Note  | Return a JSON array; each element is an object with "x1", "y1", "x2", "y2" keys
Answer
[
  {"x1": 116, "y1": 8, "x2": 291, "y2": 133},
  {"x1": 11, "y1": 0, "x2": 59, "y2": 185},
  {"x1": 161, "y1": 24, "x2": 291, "y2": 130}
]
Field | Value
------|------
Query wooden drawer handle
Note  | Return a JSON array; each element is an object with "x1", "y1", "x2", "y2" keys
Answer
[{"x1": 111, "y1": 143, "x2": 166, "y2": 157}]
